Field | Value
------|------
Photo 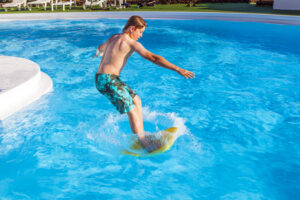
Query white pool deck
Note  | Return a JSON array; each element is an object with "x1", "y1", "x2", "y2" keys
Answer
[
  {"x1": 0, "y1": 12, "x2": 300, "y2": 25},
  {"x1": 0, "y1": 12, "x2": 300, "y2": 120}
]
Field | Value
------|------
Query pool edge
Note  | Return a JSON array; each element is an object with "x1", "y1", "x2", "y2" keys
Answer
[{"x1": 0, "y1": 12, "x2": 300, "y2": 25}]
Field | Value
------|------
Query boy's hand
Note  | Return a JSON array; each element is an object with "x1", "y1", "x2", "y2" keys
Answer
[
  {"x1": 177, "y1": 68, "x2": 195, "y2": 79},
  {"x1": 92, "y1": 49, "x2": 104, "y2": 59}
]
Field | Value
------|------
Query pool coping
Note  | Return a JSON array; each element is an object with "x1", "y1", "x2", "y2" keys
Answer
[{"x1": 0, "y1": 11, "x2": 300, "y2": 25}]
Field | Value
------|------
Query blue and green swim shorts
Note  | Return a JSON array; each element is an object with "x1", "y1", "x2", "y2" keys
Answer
[{"x1": 95, "y1": 73, "x2": 136, "y2": 114}]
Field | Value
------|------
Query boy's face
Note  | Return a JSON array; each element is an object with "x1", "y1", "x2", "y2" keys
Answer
[{"x1": 131, "y1": 26, "x2": 145, "y2": 41}]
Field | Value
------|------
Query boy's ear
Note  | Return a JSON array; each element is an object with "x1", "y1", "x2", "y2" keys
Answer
[{"x1": 129, "y1": 25, "x2": 136, "y2": 33}]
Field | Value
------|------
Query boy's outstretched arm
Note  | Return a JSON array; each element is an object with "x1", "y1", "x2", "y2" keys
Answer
[
  {"x1": 92, "y1": 43, "x2": 106, "y2": 58},
  {"x1": 134, "y1": 42, "x2": 195, "y2": 79}
]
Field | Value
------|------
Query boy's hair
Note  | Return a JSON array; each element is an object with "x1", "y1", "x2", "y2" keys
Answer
[{"x1": 123, "y1": 16, "x2": 147, "y2": 32}]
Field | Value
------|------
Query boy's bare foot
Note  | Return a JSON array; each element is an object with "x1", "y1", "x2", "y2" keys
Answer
[{"x1": 137, "y1": 133, "x2": 162, "y2": 153}]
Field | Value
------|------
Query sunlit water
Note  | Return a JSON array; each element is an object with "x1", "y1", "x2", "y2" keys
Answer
[{"x1": 0, "y1": 19, "x2": 300, "y2": 199}]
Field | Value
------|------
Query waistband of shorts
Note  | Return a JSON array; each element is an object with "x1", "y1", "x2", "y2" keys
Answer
[
  {"x1": 95, "y1": 73, "x2": 120, "y2": 80},
  {"x1": 95, "y1": 73, "x2": 119, "y2": 77}
]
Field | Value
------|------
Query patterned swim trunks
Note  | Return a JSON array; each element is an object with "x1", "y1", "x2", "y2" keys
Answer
[{"x1": 95, "y1": 74, "x2": 137, "y2": 114}]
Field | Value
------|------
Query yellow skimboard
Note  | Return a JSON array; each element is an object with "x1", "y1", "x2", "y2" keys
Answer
[{"x1": 122, "y1": 127, "x2": 178, "y2": 157}]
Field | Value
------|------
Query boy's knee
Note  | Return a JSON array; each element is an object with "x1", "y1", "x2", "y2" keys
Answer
[{"x1": 133, "y1": 95, "x2": 142, "y2": 106}]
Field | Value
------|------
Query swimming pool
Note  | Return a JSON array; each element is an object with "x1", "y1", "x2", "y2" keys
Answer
[{"x1": 0, "y1": 18, "x2": 300, "y2": 199}]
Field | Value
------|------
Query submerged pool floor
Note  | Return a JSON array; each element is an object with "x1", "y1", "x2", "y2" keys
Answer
[{"x1": 0, "y1": 19, "x2": 300, "y2": 199}]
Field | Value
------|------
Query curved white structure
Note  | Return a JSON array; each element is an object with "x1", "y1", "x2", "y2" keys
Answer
[{"x1": 0, "y1": 56, "x2": 53, "y2": 120}]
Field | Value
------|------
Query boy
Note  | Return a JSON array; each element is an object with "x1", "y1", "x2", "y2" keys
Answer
[{"x1": 94, "y1": 16, "x2": 195, "y2": 152}]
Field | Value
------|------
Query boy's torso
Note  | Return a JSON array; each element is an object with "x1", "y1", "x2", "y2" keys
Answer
[{"x1": 97, "y1": 34, "x2": 135, "y2": 76}]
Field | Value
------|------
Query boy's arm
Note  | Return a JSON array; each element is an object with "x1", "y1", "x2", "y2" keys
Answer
[
  {"x1": 134, "y1": 42, "x2": 195, "y2": 79},
  {"x1": 93, "y1": 44, "x2": 105, "y2": 58}
]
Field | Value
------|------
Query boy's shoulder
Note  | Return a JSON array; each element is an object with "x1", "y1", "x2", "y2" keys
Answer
[{"x1": 108, "y1": 33, "x2": 120, "y2": 41}]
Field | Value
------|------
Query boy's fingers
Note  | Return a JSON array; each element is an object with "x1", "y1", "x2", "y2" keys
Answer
[
  {"x1": 185, "y1": 72, "x2": 193, "y2": 79},
  {"x1": 188, "y1": 72, "x2": 195, "y2": 78},
  {"x1": 179, "y1": 70, "x2": 195, "y2": 79}
]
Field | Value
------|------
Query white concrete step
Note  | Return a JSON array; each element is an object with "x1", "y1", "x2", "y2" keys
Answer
[{"x1": 0, "y1": 56, "x2": 53, "y2": 120}]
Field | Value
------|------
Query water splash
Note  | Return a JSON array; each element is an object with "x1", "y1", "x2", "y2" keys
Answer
[{"x1": 84, "y1": 106, "x2": 188, "y2": 154}]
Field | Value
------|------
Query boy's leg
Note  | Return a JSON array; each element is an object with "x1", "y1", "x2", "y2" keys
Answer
[
  {"x1": 127, "y1": 95, "x2": 144, "y2": 134},
  {"x1": 127, "y1": 96, "x2": 160, "y2": 152}
]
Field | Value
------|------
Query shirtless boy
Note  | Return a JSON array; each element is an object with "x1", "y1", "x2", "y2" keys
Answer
[{"x1": 94, "y1": 16, "x2": 195, "y2": 152}]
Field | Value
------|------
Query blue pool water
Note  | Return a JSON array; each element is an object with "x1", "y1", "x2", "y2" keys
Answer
[{"x1": 0, "y1": 19, "x2": 300, "y2": 199}]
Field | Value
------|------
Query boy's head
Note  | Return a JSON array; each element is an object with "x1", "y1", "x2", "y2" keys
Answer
[
  {"x1": 123, "y1": 16, "x2": 147, "y2": 32},
  {"x1": 123, "y1": 16, "x2": 147, "y2": 40}
]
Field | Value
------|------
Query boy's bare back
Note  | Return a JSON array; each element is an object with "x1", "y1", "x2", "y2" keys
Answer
[{"x1": 97, "y1": 34, "x2": 135, "y2": 76}]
